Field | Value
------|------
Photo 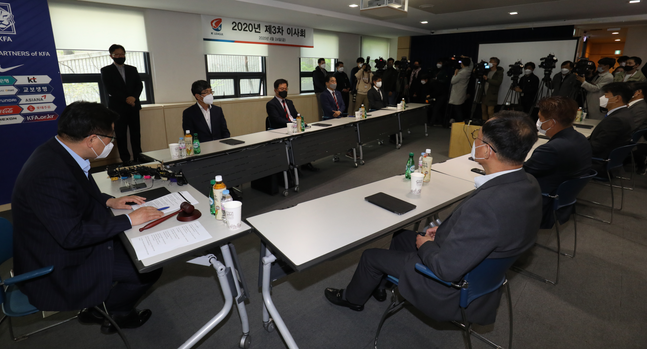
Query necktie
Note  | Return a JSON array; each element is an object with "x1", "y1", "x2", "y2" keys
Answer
[
  {"x1": 332, "y1": 91, "x2": 339, "y2": 110},
  {"x1": 282, "y1": 100, "x2": 290, "y2": 120}
]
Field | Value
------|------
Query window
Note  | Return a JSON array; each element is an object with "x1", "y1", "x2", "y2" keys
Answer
[
  {"x1": 57, "y1": 50, "x2": 155, "y2": 105},
  {"x1": 205, "y1": 55, "x2": 266, "y2": 99},
  {"x1": 300, "y1": 58, "x2": 336, "y2": 93}
]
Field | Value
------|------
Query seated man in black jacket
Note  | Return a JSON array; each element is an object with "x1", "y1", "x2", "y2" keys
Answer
[
  {"x1": 524, "y1": 96, "x2": 592, "y2": 228},
  {"x1": 182, "y1": 80, "x2": 230, "y2": 141},
  {"x1": 266, "y1": 78, "x2": 299, "y2": 129},
  {"x1": 367, "y1": 75, "x2": 388, "y2": 110}
]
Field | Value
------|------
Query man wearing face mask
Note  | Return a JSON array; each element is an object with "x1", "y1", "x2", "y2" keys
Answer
[
  {"x1": 367, "y1": 75, "x2": 388, "y2": 110},
  {"x1": 100, "y1": 44, "x2": 144, "y2": 165},
  {"x1": 514, "y1": 62, "x2": 540, "y2": 114},
  {"x1": 321, "y1": 76, "x2": 346, "y2": 119},
  {"x1": 182, "y1": 80, "x2": 230, "y2": 141},
  {"x1": 408, "y1": 60, "x2": 424, "y2": 103},
  {"x1": 348, "y1": 57, "x2": 365, "y2": 114},
  {"x1": 524, "y1": 97, "x2": 592, "y2": 228},
  {"x1": 12, "y1": 102, "x2": 165, "y2": 334},
  {"x1": 266, "y1": 79, "x2": 299, "y2": 129},
  {"x1": 354, "y1": 63, "x2": 373, "y2": 112},
  {"x1": 381, "y1": 58, "x2": 398, "y2": 106},
  {"x1": 551, "y1": 61, "x2": 578, "y2": 98},
  {"x1": 614, "y1": 56, "x2": 646, "y2": 83},
  {"x1": 576, "y1": 57, "x2": 616, "y2": 120},
  {"x1": 480, "y1": 57, "x2": 504, "y2": 120},
  {"x1": 617, "y1": 56, "x2": 629, "y2": 68},
  {"x1": 449, "y1": 56, "x2": 473, "y2": 123},
  {"x1": 334, "y1": 62, "x2": 351, "y2": 114},
  {"x1": 313, "y1": 58, "x2": 328, "y2": 119}
]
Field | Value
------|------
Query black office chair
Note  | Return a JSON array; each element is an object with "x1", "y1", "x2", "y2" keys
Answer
[
  {"x1": 374, "y1": 256, "x2": 519, "y2": 349},
  {"x1": 512, "y1": 170, "x2": 597, "y2": 285},
  {"x1": 265, "y1": 116, "x2": 272, "y2": 130}
]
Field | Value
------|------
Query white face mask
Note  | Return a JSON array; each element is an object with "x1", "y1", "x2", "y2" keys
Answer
[
  {"x1": 470, "y1": 141, "x2": 488, "y2": 160},
  {"x1": 421, "y1": 80, "x2": 427, "y2": 85},
  {"x1": 320, "y1": 63, "x2": 326, "y2": 70},
  {"x1": 436, "y1": 64, "x2": 442, "y2": 69},
  {"x1": 202, "y1": 93, "x2": 214, "y2": 105},
  {"x1": 620, "y1": 62, "x2": 626, "y2": 67},
  {"x1": 337, "y1": 67, "x2": 344, "y2": 73},
  {"x1": 91, "y1": 136, "x2": 114, "y2": 159},
  {"x1": 358, "y1": 63, "x2": 362, "y2": 68},
  {"x1": 376, "y1": 81, "x2": 382, "y2": 88},
  {"x1": 524, "y1": 69, "x2": 532, "y2": 76},
  {"x1": 597, "y1": 67, "x2": 605, "y2": 73},
  {"x1": 599, "y1": 95, "x2": 609, "y2": 108},
  {"x1": 536, "y1": 118, "x2": 554, "y2": 135},
  {"x1": 561, "y1": 68, "x2": 570, "y2": 75}
]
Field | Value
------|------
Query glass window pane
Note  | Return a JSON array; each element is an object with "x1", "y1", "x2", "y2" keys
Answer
[
  {"x1": 62, "y1": 82, "x2": 101, "y2": 103},
  {"x1": 207, "y1": 55, "x2": 263, "y2": 73},
  {"x1": 300, "y1": 77, "x2": 314, "y2": 92},
  {"x1": 210, "y1": 79, "x2": 235, "y2": 97},
  {"x1": 57, "y1": 50, "x2": 148, "y2": 74},
  {"x1": 240, "y1": 79, "x2": 262, "y2": 95},
  {"x1": 140, "y1": 83, "x2": 148, "y2": 102}
]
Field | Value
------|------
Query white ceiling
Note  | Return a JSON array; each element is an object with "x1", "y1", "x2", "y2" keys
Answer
[{"x1": 75, "y1": 0, "x2": 647, "y2": 38}]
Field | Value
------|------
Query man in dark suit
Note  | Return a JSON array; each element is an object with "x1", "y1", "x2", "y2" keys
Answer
[
  {"x1": 367, "y1": 75, "x2": 388, "y2": 110},
  {"x1": 100, "y1": 44, "x2": 144, "y2": 165},
  {"x1": 382, "y1": 58, "x2": 398, "y2": 106},
  {"x1": 589, "y1": 82, "x2": 634, "y2": 160},
  {"x1": 182, "y1": 80, "x2": 230, "y2": 142},
  {"x1": 333, "y1": 62, "x2": 351, "y2": 113},
  {"x1": 12, "y1": 102, "x2": 164, "y2": 334},
  {"x1": 313, "y1": 58, "x2": 328, "y2": 119},
  {"x1": 524, "y1": 96, "x2": 592, "y2": 228},
  {"x1": 321, "y1": 76, "x2": 346, "y2": 119},
  {"x1": 514, "y1": 62, "x2": 540, "y2": 114},
  {"x1": 551, "y1": 61, "x2": 579, "y2": 99},
  {"x1": 266, "y1": 78, "x2": 299, "y2": 129},
  {"x1": 627, "y1": 82, "x2": 647, "y2": 131},
  {"x1": 325, "y1": 111, "x2": 541, "y2": 326}
]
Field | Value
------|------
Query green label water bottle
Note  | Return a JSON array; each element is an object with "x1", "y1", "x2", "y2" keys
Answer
[
  {"x1": 405, "y1": 152, "x2": 415, "y2": 179},
  {"x1": 209, "y1": 179, "x2": 216, "y2": 215},
  {"x1": 193, "y1": 133, "x2": 201, "y2": 154}
]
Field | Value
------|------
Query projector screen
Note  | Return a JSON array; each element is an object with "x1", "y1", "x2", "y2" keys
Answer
[{"x1": 477, "y1": 39, "x2": 579, "y2": 105}]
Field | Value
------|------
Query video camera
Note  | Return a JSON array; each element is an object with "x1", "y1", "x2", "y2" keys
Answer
[
  {"x1": 373, "y1": 57, "x2": 386, "y2": 70},
  {"x1": 574, "y1": 58, "x2": 594, "y2": 76},
  {"x1": 539, "y1": 54, "x2": 558, "y2": 71},
  {"x1": 448, "y1": 55, "x2": 463, "y2": 70},
  {"x1": 474, "y1": 60, "x2": 491, "y2": 79},
  {"x1": 397, "y1": 56, "x2": 409, "y2": 72},
  {"x1": 507, "y1": 61, "x2": 524, "y2": 88}
]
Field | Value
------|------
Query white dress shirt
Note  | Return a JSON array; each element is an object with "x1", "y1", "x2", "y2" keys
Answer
[
  {"x1": 197, "y1": 102, "x2": 212, "y2": 132},
  {"x1": 474, "y1": 168, "x2": 523, "y2": 189}
]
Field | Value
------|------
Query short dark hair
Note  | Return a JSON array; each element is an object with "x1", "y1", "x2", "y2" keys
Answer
[
  {"x1": 490, "y1": 57, "x2": 500, "y2": 65},
  {"x1": 394, "y1": 61, "x2": 401, "y2": 67},
  {"x1": 524, "y1": 62, "x2": 536, "y2": 70},
  {"x1": 109, "y1": 44, "x2": 125, "y2": 54},
  {"x1": 357, "y1": 57, "x2": 365, "y2": 63},
  {"x1": 601, "y1": 82, "x2": 633, "y2": 104},
  {"x1": 274, "y1": 78, "x2": 288, "y2": 89},
  {"x1": 481, "y1": 111, "x2": 537, "y2": 165},
  {"x1": 598, "y1": 57, "x2": 616, "y2": 68},
  {"x1": 58, "y1": 102, "x2": 118, "y2": 142},
  {"x1": 387, "y1": 58, "x2": 394, "y2": 63},
  {"x1": 537, "y1": 96, "x2": 578, "y2": 126},
  {"x1": 629, "y1": 56, "x2": 642, "y2": 66},
  {"x1": 318, "y1": 58, "x2": 325, "y2": 64},
  {"x1": 335, "y1": 61, "x2": 343, "y2": 68},
  {"x1": 618, "y1": 55, "x2": 629, "y2": 63},
  {"x1": 561, "y1": 61, "x2": 573, "y2": 69},
  {"x1": 461, "y1": 57, "x2": 471, "y2": 67},
  {"x1": 371, "y1": 75, "x2": 381, "y2": 82},
  {"x1": 325, "y1": 75, "x2": 336, "y2": 83},
  {"x1": 191, "y1": 80, "x2": 211, "y2": 98},
  {"x1": 628, "y1": 81, "x2": 647, "y2": 94}
]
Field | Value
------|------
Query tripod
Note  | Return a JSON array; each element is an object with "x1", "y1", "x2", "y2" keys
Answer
[
  {"x1": 469, "y1": 78, "x2": 485, "y2": 124},
  {"x1": 502, "y1": 76, "x2": 521, "y2": 110},
  {"x1": 528, "y1": 69, "x2": 553, "y2": 117}
]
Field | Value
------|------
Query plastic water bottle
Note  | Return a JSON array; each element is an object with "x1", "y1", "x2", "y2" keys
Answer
[
  {"x1": 221, "y1": 189, "x2": 233, "y2": 224},
  {"x1": 209, "y1": 179, "x2": 216, "y2": 215},
  {"x1": 418, "y1": 152, "x2": 425, "y2": 172},
  {"x1": 360, "y1": 104, "x2": 366, "y2": 119},
  {"x1": 193, "y1": 133, "x2": 201, "y2": 154},
  {"x1": 405, "y1": 152, "x2": 415, "y2": 179},
  {"x1": 401, "y1": 98, "x2": 406, "y2": 109},
  {"x1": 178, "y1": 137, "x2": 186, "y2": 158}
]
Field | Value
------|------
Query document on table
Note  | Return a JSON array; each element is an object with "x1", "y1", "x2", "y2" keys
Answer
[
  {"x1": 131, "y1": 221, "x2": 212, "y2": 262},
  {"x1": 131, "y1": 191, "x2": 198, "y2": 214}
]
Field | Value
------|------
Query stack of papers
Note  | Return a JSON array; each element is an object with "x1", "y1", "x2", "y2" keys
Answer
[
  {"x1": 131, "y1": 221, "x2": 211, "y2": 261},
  {"x1": 131, "y1": 191, "x2": 198, "y2": 215}
]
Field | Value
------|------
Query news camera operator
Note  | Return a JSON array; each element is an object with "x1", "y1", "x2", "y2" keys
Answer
[
  {"x1": 382, "y1": 58, "x2": 399, "y2": 105},
  {"x1": 576, "y1": 57, "x2": 615, "y2": 120},
  {"x1": 354, "y1": 62, "x2": 373, "y2": 112},
  {"x1": 551, "y1": 61, "x2": 579, "y2": 98},
  {"x1": 334, "y1": 61, "x2": 351, "y2": 113},
  {"x1": 348, "y1": 57, "x2": 365, "y2": 113},
  {"x1": 448, "y1": 56, "x2": 473, "y2": 123},
  {"x1": 480, "y1": 57, "x2": 504, "y2": 120},
  {"x1": 512, "y1": 62, "x2": 540, "y2": 114}
]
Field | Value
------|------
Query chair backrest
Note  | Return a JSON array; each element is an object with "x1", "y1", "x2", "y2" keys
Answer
[
  {"x1": 0, "y1": 217, "x2": 12, "y2": 266},
  {"x1": 553, "y1": 169, "x2": 598, "y2": 211},
  {"x1": 460, "y1": 255, "x2": 519, "y2": 309},
  {"x1": 631, "y1": 128, "x2": 647, "y2": 143},
  {"x1": 607, "y1": 144, "x2": 636, "y2": 171},
  {"x1": 265, "y1": 116, "x2": 272, "y2": 130}
]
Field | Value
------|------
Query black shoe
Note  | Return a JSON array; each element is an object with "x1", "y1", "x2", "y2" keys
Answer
[
  {"x1": 302, "y1": 163, "x2": 320, "y2": 172},
  {"x1": 100, "y1": 309, "x2": 152, "y2": 334},
  {"x1": 345, "y1": 150, "x2": 355, "y2": 160},
  {"x1": 372, "y1": 288, "x2": 387, "y2": 302},
  {"x1": 78, "y1": 308, "x2": 105, "y2": 325},
  {"x1": 324, "y1": 288, "x2": 364, "y2": 311}
]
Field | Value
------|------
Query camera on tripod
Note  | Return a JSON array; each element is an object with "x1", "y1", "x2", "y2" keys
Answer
[
  {"x1": 373, "y1": 57, "x2": 386, "y2": 70},
  {"x1": 474, "y1": 60, "x2": 491, "y2": 79},
  {"x1": 539, "y1": 54, "x2": 558, "y2": 70},
  {"x1": 397, "y1": 56, "x2": 409, "y2": 72},
  {"x1": 574, "y1": 58, "x2": 594, "y2": 76},
  {"x1": 507, "y1": 61, "x2": 524, "y2": 88}
]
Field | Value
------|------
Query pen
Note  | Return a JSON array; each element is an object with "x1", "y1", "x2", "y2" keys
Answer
[{"x1": 157, "y1": 206, "x2": 170, "y2": 211}]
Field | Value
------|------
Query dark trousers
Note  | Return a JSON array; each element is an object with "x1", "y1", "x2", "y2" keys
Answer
[
  {"x1": 448, "y1": 102, "x2": 465, "y2": 122},
  {"x1": 105, "y1": 239, "x2": 162, "y2": 315},
  {"x1": 340, "y1": 91, "x2": 349, "y2": 114},
  {"x1": 345, "y1": 230, "x2": 418, "y2": 305},
  {"x1": 115, "y1": 109, "x2": 142, "y2": 163}
]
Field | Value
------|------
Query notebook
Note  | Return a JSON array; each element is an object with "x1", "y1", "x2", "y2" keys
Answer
[
  {"x1": 220, "y1": 138, "x2": 245, "y2": 145},
  {"x1": 365, "y1": 192, "x2": 416, "y2": 215}
]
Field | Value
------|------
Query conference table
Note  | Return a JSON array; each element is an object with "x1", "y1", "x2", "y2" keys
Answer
[{"x1": 93, "y1": 172, "x2": 253, "y2": 349}]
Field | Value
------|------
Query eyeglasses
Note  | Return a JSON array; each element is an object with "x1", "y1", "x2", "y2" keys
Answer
[
  {"x1": 201, "y1": 90, "x2": 213, "y2": 96},
  {"x1": 95, "y1": 134, "x2": 116, "y2": 143},
  {"x1": 471, "y1": 129, "x2": 497, "y2": 153}
]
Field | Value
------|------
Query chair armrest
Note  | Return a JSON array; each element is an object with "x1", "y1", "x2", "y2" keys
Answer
[
  {"x1": 541, "y1": 192, "x2": 558, "y2": 199},
  {"x1": 415, "y1": 263, "x2": 453, "y2": 287},
  {"x1": 592, "y1": 157, "x2": 608, "y2": 162},
  {"x1": 1, "y1": 266, "x2": 54, "y2": 286}
]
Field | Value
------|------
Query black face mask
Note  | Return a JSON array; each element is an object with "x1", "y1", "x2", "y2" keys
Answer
[
  {"x1": 113, "y1": 57, "x2": 126, "y2": 65},
  {"x1": 278, "y1": 91, "x2": 288, "y2": 99},
  {"x1": 625, "y1": 65, "x2": 635, "y2": 72}
]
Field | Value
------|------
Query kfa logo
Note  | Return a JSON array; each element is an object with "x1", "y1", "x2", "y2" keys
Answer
[
  {"x1": 211, "y1": 18, "x2": 223, "y2": 32},
  {"x1": 0, "y1": 2, "x2": 16, "y2": 35},
  {"x1": 28, "y1": 77, "x2": 36, "y2": 83}
]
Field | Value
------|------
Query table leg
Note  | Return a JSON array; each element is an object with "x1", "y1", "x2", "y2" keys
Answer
[
  {"x1": 179, "y1": 254, "x2": 234, "y2": 349},
  {"x1": 220, "y1": 244, "x2": 251, "y2": 348},
  {"x1": 425, "y1": 123, "x2": 428, "y2": 137},
  {"x1": 262, "y1": 248, "x2": 299, "y2": 349}
]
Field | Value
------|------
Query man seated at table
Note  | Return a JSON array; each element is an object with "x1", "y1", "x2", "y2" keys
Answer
[
  {"x1": 182, "y1": 80, "x2": 231, "y2": 141},
  {"x1": 627, "y1": 82, "x2": 647, "y2": 132},
  {"x1": 12, "y1": 102, "x2": 165, "y2": 334},
  {"x1": 321, "y1": 75, "x2": 346, "y2": 119},
  {"x1": 266, "y1": 78, "x2": 299, "y2": 129},
  {"x1": 367, "y1": 75, "x2": 388, "y2": 110},
  {"x1": 325, "y1": 111, "x2": 541, "y2": 327},
  {"x1": 524, "y1": 96, "x2": 592, "y2": 228}
]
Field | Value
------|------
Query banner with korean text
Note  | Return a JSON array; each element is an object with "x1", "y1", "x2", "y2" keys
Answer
[
  {"x1": 202, "y1": 16, "x2": 313, "y2": 48},
  {"x1": 0, "y1": 0, "x2": 66, "y2": 204}
]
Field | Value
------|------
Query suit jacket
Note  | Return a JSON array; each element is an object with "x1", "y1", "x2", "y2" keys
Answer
[
  {"x1": 182, "y1": 103, "x2": 230, "y2": 142},
  {"x1": 628, "y1": 99, "x2": 647, "y2": 132},
  {"x1": 12, "y1": 138, "x2": 131, "y2": 311},
  {"x1": 397, "y1": 170, "x2": 542, "y2": 325},
  {"x1": 589, "y1": 107, "x2": 633, "y2": 158},
  {"x1": 582, "y1": 72, "x2": 614, "y2": 120},
  {"x1": 518, "y1": 73, "x2": 539, "y2": 105},
  {"x1": 449, "y1": 61, "x2": 474, "y2": 105},
  {"x1": 381, "y1": 67, "x2": 398, "y2": 94},
  {"x1": 551, "y1": 73, "x2": 579, "y2": 98},
  {"x1": 524, "y1": 127, "x2": 592, "y2": 227},
  {"x1": 367, "y1": 87, "x2": 388, "y2": 110},
  {"x1": 333, "y1": 71, "x2": 350, "y2": 93},
  {"x1": 266, "y1": 97, "x2": 298, "y2": 129},
  {"x1": 313, "y1": 66, "x2": 327, "y2": 93},
  {"x1": 320, "y1": 89, "x2": 346, "y2": 118},
  {"x1": 100, "y1": 64, "x2": 143, "y2": 115}
]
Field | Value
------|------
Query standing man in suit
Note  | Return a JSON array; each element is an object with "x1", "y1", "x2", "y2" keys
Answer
[
  {"x1": 325, "y1": 111, "x2": 541, "y2": 326},
  {"x1": 12, "y1": 102, "x2": 164, "y2": 334},
  {"x1": 313, "y1": 58, "x2": 328, "y2": 120},
  {"x1": 628, "y1": 82, "x2": 647, "y2": 173},
  {"x1": 382, "y1": 58, "x2": 398, "y2": 106},
  {"x1": 321, "y1": 76, "x2": 345, "y2": 119},
  {"x1": 514, "y1": 62, "x2": 540, "y2": 114},
  {"x1": 367, "y1": 75, "x2": 388, "y2": 110},
  {"x1": 524, "y1": 96, "x2": 592, "y2": 228},
  {"x1": 100, "y1": 44, "x2": 144, "y2": 165},
  {"x1": 266, "y1": 78, "x2": 299, "y2": 129},
  {"x1": 577, "y1": 57, "x2": 615, "y2": 120},
  {"x1": 333, "y1": 62, "x2": 350, "y2": 114},
  {"x1": 182, "y1": 80, "x2": 230, "y2": 142},
  {"x1": 551, "y1": 61, "x2": 579, "y2": 98}
]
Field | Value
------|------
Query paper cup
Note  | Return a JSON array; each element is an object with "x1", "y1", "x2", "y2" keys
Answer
[
  {"x1": 355, "y1": 111, "x2": 361, "y2": 119},
  {"x1": 410, "y1": 172, "x2": 424, "y2": 195},
  {"x1": 169, "y1": 143, "x2": 179, "y2": 159},
  {"x1": 288, "y1": 123, "x2": 295, "y2": 134},
  {"x1": 223, "y1": 201, "x2": 242, "y2": 229}
]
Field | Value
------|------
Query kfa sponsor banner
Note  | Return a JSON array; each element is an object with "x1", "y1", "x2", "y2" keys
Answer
[{"x1": 202, "y1": 16, "x2": 313, "y2": 48}]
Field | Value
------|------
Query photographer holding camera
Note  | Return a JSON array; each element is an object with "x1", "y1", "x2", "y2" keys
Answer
[
  {"x1": 448, "y1": 56, "x2": 473, "y2": 123},
  {"x1": 576, "y1": 57, "x2": 615, "y2": 120},
  {"x1": 514, "y1": 62, "x2": 540, "y2": 114},
  {"x1": 480, "y1": 57, "x2": 504, "y2": 120},
  {"x1": 354, "y1": 62, "x2": 373, "y2": 112}
]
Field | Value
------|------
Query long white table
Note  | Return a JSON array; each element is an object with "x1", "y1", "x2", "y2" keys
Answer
[
  {"x1": 93, "y1": 173, "x2": 253, "y2": 349},
  {"x1": 246, "y1": 172, "x2": 475, "y2": 348}
]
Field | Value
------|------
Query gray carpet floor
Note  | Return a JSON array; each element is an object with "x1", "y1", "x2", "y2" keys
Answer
[{"x1": 2, "y1": 124, "x2": 647, "y2": 349}]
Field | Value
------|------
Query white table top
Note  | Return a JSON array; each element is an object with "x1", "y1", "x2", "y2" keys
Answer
[
  {"x1": 92, "y1": 172, "x2": 251, "y2": 271},
  {"x1": 246, "y1": 172, "x2": 474, "y2": 271}
]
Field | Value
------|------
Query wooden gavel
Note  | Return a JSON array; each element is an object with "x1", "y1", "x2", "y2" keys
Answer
[{"x1": 139, "y1": 202, "x2": 194, "y2": 232}]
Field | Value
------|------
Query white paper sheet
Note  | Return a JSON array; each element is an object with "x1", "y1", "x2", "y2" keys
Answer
[
  {"x1": 131, "y1": 191, "x2": 198, "y2": 215},
  {"x1": 131, "y1": 221, "x2": 212, "y2": 261}
]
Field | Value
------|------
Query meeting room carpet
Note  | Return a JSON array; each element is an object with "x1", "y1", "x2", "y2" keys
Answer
[{"x1": 2, "y1": 123, "x2": 647, "y2": 348}]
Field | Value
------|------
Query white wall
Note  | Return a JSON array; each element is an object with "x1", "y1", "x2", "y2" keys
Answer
[
  {"x1": 337, "y1": 32, "x2": 361, "y2": 70},
  {"x1": 267, "y1": 45, "x2": 300, "y2": 93}
]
